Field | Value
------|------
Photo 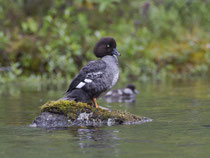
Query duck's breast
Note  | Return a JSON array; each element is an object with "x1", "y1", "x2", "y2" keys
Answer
[{"x1": 102, "y1": 55, "x2": 119, "y2": 89}]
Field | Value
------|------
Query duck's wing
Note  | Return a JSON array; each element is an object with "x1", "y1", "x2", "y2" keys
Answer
[{"x1": 66, "y1": 60, "x2": 107, "y2": 93}]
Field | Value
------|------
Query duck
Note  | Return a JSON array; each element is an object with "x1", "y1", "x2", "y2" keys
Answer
[
  {"x1": 61, "y1": 37, "x2": 120, "y2": 108},
  {"x1": 103, "y1": 84, "x2": 138, "y2": 98}
]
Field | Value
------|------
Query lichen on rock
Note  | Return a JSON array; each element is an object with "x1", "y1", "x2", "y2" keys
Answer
[{"x1": 30, "y1": 100, "x2": 152, "y2": 128}]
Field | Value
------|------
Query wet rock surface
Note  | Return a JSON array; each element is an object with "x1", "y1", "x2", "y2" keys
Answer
[{"x1": 30, "y1": 100, "x2": 152, "y2": 128}]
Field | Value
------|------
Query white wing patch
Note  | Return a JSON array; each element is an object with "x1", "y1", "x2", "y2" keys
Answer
[
  {"x1": 84, "y1": 79, "x2": 92, "y2": 83},
  {"x1": 76, "y1": 82, "x2": 86, "y2": 88},
  {"x1": 76, "y1": 79, "x2": 93, "y2": 89},
  {"x1": 76, "y1": 71, "x2": 102, "y2": 89}
]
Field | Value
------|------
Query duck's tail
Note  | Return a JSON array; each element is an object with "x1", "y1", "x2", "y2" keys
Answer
[{"x1": 59, "y1": 89, "x2": 92, "y2": 104}]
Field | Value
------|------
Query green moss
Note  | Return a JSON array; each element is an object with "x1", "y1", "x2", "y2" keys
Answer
[{"x1": 40, "y1": 100, "x2": 142, "y2": 122}]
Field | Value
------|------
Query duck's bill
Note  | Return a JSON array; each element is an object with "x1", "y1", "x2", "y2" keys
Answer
[{"x1": 112, "y1": 48, "x2": 121, "y2": 56}]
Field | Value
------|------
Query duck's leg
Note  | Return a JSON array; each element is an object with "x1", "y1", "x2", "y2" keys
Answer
[{"x1": 93, "y1": 98, "x2": 98, "y2": 108}]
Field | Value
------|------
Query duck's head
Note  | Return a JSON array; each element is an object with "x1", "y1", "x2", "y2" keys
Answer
[
  {"x1": 94, "y1": 37, "x2": 120, "y2": 58},
  {"x1": 126, "y1": 84, "x2": 139, "y2": 94}
]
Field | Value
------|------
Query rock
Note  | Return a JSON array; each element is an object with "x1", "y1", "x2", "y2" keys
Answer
[{"x1": 30, "y1": 100, "x2": 152, "y2": 128}]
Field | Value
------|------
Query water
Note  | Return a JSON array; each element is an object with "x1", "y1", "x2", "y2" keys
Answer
[{"x1": 0, "y1": 79, "x2": 210, "y2": 158}]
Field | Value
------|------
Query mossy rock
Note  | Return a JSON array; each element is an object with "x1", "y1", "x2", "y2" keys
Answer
[{"x1": 30, "y1": 100, "x2": 152, "y2": 128}]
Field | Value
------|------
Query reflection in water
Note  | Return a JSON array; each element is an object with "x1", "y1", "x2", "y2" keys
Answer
[
  {"x1": 103, "y1": 95, "x2": 136, "y2": 104},
  {"x1": 68, "y1": 127, "x2": 120, "y2": 150},
  {"x1": 1, "y1": 78, "x2": 210, "y2": 158},
  {"x1": 203, "y1": 125, "x2": 210, "y2": 128}
]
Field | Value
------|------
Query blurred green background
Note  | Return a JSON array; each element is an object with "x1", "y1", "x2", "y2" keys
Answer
[{"x1": 0, "y1": 0, "x2": 209, "y2": 84}]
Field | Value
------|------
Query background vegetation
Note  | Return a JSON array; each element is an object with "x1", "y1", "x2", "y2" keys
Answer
[{"x1": 0, "y1": 0, "x2": 209, "y2": 84}]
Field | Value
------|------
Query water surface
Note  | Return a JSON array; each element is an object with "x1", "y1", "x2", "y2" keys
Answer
[{"x1": 0, "y1": 79, "x2": 210, "y2": 158}]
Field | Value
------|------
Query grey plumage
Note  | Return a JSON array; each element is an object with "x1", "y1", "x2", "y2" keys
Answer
[
  {"x1": 101, "y1": 55, "x2": 119, "y2": 88},
  {"x1": 66, "y1": 55, "x2": 119, "y2": 98}
]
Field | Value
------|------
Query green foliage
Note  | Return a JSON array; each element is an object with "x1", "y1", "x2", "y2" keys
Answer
[
  {"x1": 0, "y1": 0, "x2": 209, "y2": 83},
  {"x1": 0, "y1": 63, "x2": 22, "y2": 83},
  {"x1": 21, "y1": 18, "x2": 38, "y2": 33}
]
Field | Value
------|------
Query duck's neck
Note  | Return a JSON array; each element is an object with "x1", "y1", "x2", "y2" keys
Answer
[{"x1": 101, "y1": 55, "x2": 118, "y2": 65}]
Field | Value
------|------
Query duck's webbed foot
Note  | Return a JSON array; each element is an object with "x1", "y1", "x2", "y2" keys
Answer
[{"x1": 93, "y1": 98, "x2": 98, "y2": 108}]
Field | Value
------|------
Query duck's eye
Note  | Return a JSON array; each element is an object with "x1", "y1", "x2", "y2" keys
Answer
[{"x1": 107, "y1": 44, "x2": 110, "y2": 48}]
